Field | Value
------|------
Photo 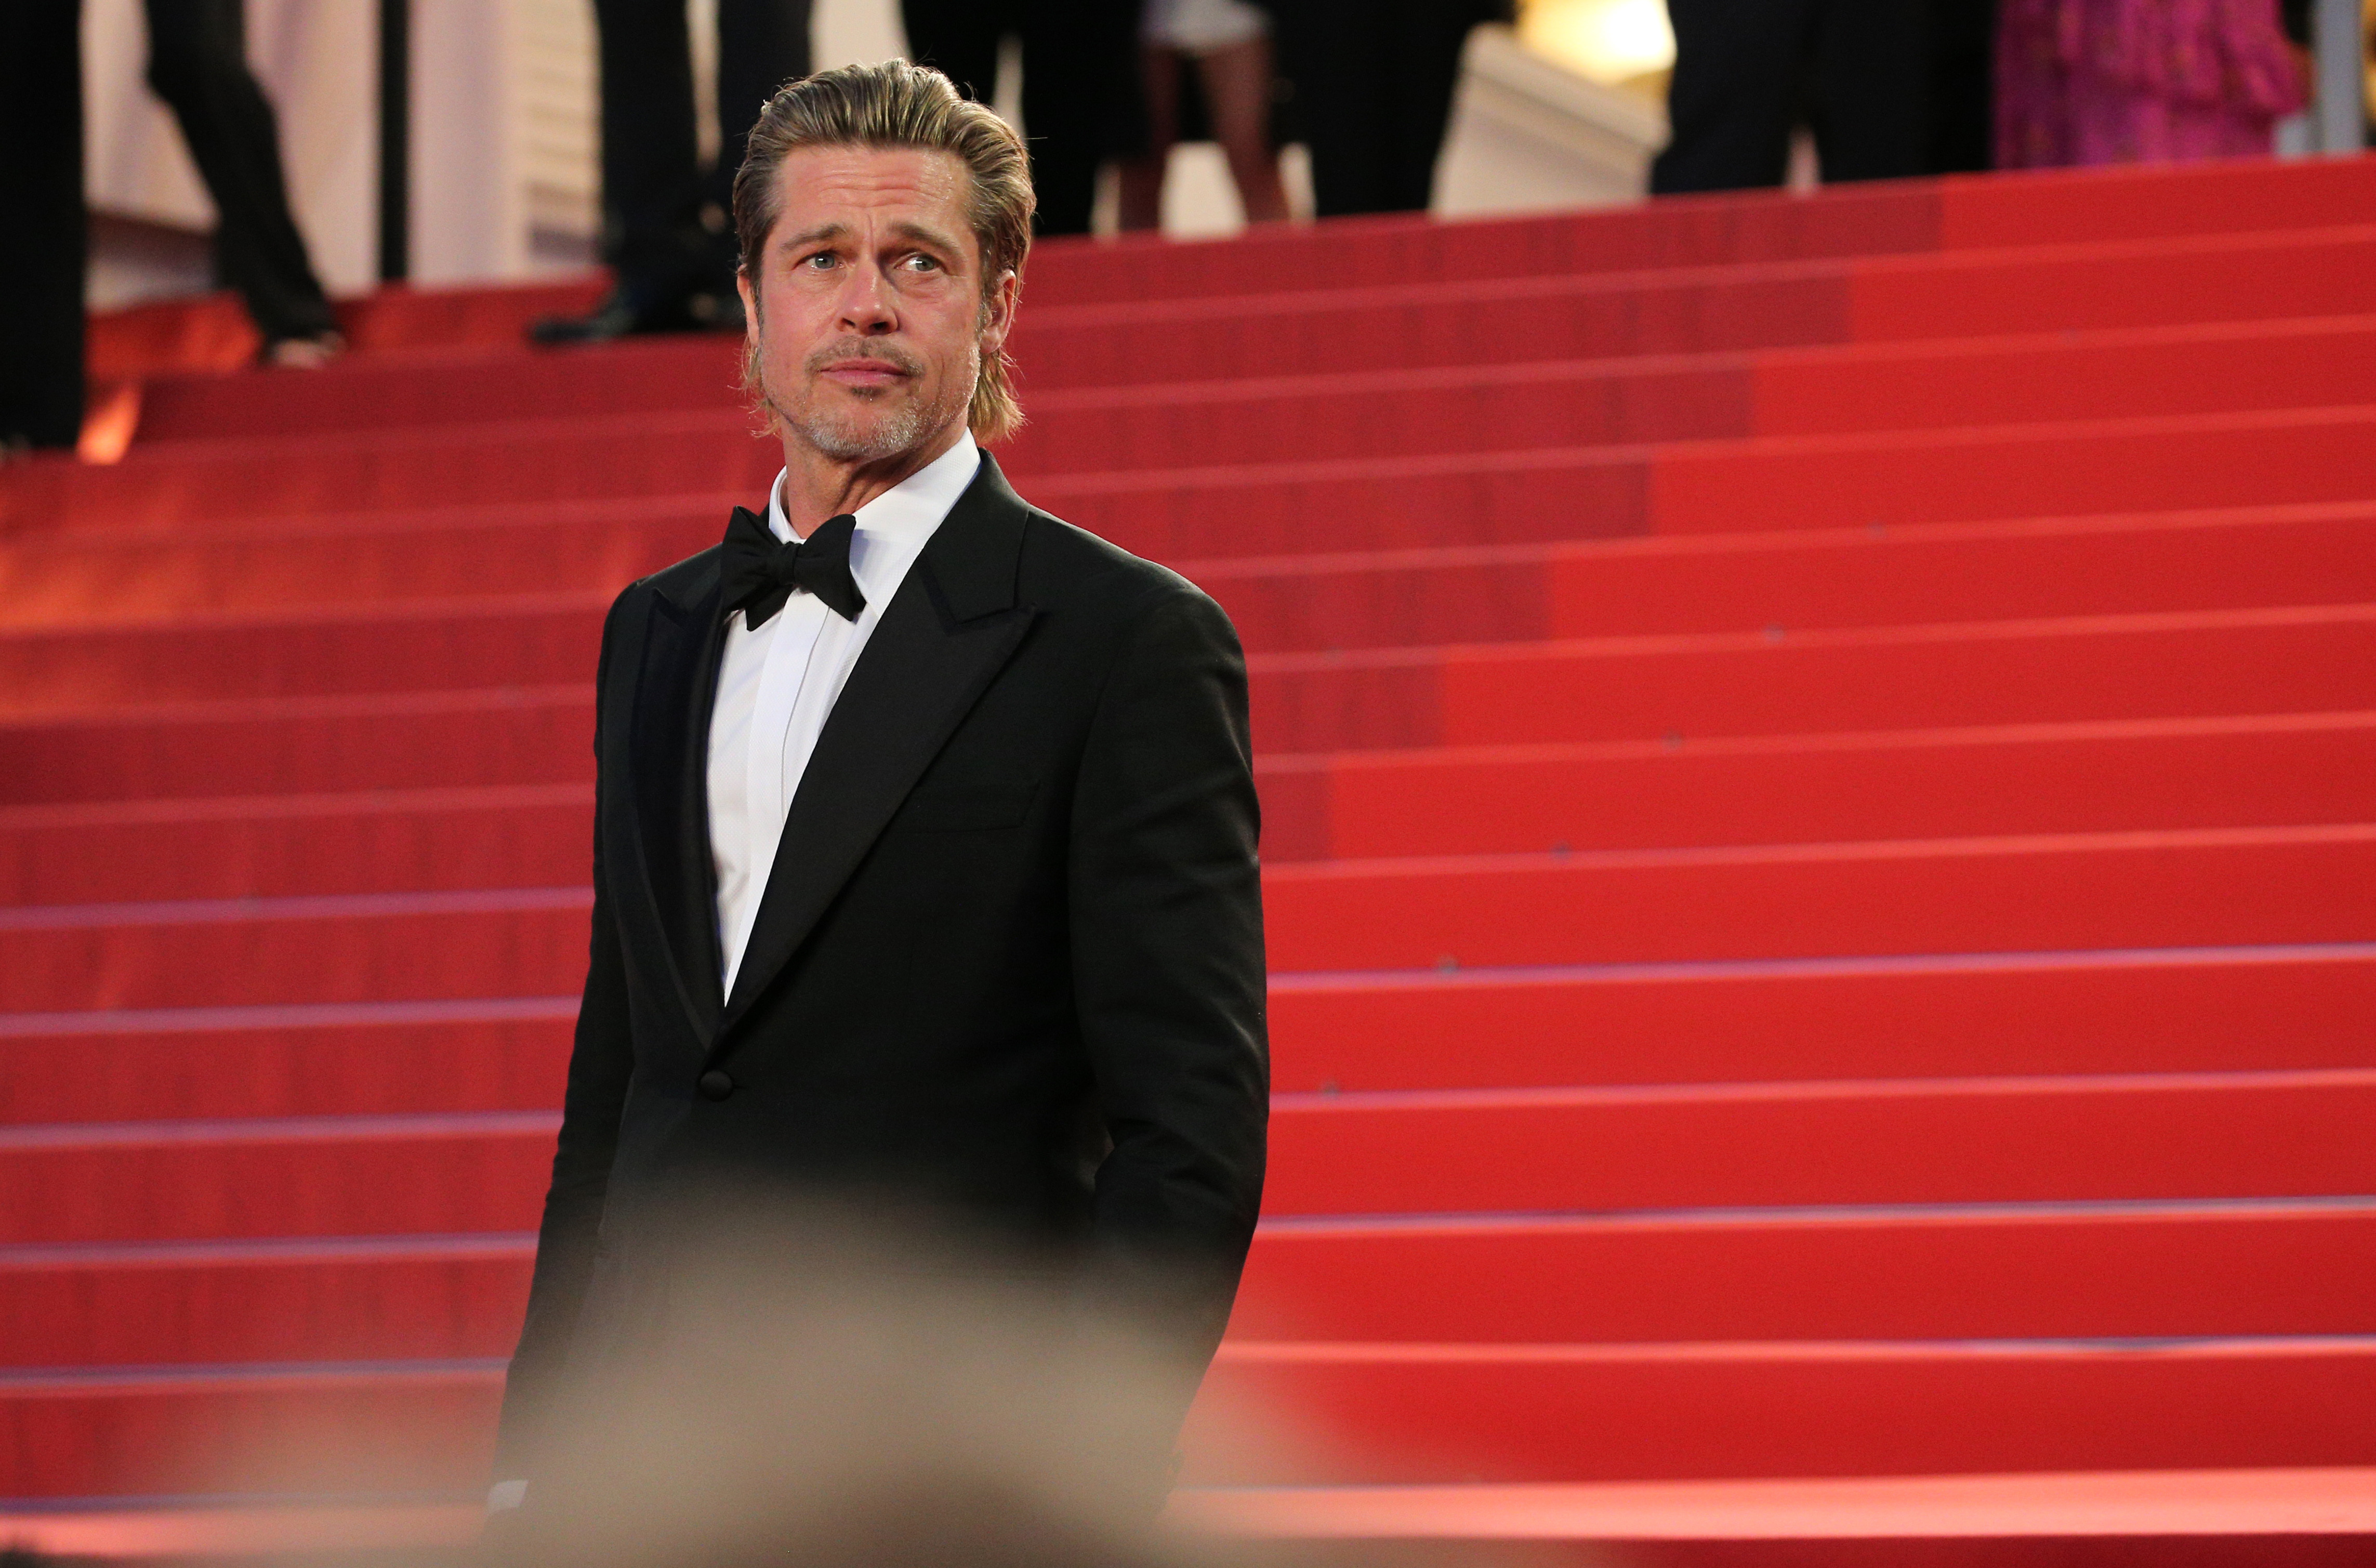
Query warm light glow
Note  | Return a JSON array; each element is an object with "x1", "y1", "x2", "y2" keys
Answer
[
  {"x1": 76, "y1": 381, "x2": 142, "y2": 465},
  {"x1": 1518, "y1": 0, "x2": 1677, "y2": 85}
]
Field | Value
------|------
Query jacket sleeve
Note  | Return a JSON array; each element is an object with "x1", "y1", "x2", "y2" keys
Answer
[
  {"x1": 1067, "y1": 581, "x2": 1269, "y2": 1372},
  {"x1": 493, "y1": 591, "x2": 639, "y2": 1478}
]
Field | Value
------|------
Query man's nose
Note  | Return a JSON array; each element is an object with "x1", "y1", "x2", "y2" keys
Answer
[{"x1": 837, "y1": 263, "x2": 899, "y2": 334}]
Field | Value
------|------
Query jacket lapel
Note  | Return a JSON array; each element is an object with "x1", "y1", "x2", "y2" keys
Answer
[
  {"x1": 624, "y1": 552, "x2": 729, "y2": 1046},
  {"x1": 717, "y1": 455, "x2": 1038, "y2": 1039}
]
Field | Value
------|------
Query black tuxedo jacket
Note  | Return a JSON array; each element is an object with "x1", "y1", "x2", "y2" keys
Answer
[{"x1": 495, "y1": 454, "x2": 1269, "y2": 1470}]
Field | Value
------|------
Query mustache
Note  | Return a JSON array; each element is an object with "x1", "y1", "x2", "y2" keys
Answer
[{"x1": 806, "y1": 341, "x2": 925, "y2": 377}]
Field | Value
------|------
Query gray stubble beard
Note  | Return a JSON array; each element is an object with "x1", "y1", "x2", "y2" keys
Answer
[{"x1": 766, "y1": 341, "x2": 979, "y2": 465}]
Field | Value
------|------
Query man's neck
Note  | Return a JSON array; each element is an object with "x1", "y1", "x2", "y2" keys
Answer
[{"x1": 776, "y1": 420, "x2": 966, "y2": 540}]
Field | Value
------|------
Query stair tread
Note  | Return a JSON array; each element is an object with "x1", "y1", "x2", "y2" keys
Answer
[{"x1": 1171, "y1": 1465, "x2": 2376, "y2": 1540}]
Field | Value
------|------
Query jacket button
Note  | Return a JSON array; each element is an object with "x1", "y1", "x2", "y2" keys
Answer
[{"x1": 697, "y1": 1069, "x2": 733, "y2": 1101}]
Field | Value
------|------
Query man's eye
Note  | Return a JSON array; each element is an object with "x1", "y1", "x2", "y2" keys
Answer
[
  {"x1": 802, "y1": 253, "x2": 837, "y2": 270},
  {"x1": 904, "y1": 254, "x2": 941, "y2": 272}
]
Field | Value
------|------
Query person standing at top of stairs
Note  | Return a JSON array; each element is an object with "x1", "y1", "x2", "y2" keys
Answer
[
  {"x1": 1995, "y1": 0, "x2": 2307, "y2": 167},
  {"x1": 1117, "y1": 0, "x2": 1293, "y2": 230},
  {"x1": 532, "y1": 0, "x2": 813, "y2": 344},
  {"x1": 140, "y1": 0, "x2": 348, "y2": 367}
]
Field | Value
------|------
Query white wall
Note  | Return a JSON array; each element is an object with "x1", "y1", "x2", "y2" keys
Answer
[
  {"x1": 408, "y1": 0, "x2": 601, "y2": 283},
  {"x1": 815, "y1": 0, "x2": 905, "y2": 71}
]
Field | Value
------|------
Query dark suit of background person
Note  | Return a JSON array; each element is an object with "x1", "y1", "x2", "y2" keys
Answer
[
  {"x1": 897, "y1": 0, "x2": 1142, "y2": 235},
  {"x1": 0, "y1": 0, "x2": 85, "y2": 453},
  {"x1": 534, "y1": 0, "x2": 813, "y2": 341},
  {"x1": 1653, "y1": 0, "x2": 1934, "y2": 193},
  {"x1": 492, "y1": 454, "x2": 1271, "y2": 1478},
  {"x1": 1925, "y1": 0, "x2": 1997, "y2": 174},
  {"x1": 1269, "y1": 0, "x2": 1513, "y2": 217}
]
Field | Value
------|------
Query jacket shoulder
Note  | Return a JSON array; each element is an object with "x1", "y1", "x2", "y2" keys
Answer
[
  {"x1": 625, "y1": 542, "x2": 723, "y2": 610},
  {"x1": 593, "y1": 544, "x2": 721, "y2": 687},
  {"x1": 1014, "y1": 508, "x2": 1220, "y2": 628}
]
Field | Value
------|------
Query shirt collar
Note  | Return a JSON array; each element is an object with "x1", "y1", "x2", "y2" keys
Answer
[{"x1": 763, "y1": 428, "x2": 981, "y2": 550}]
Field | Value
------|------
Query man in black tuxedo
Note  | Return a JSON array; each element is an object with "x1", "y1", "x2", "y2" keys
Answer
[{"x1": 491, "y1": 60, "x2": 1269, "y2": 1508}]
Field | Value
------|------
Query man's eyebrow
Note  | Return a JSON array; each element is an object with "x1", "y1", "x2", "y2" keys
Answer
[
  {"x1": 890, "y1": 220, "x2": 968, "y2": 259},
  {"x1": 775, "y1": 219, "x2": 966, "y2": 263}
]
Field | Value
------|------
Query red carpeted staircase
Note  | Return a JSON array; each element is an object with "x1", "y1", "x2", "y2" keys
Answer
[{"x1": 5, "y1": 156, "x2": 2375, "y2": 1563}]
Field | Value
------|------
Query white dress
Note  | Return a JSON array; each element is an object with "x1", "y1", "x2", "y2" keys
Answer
[{"x1": 1142, "y1": 0, "x2": 1269, "y2": 52}]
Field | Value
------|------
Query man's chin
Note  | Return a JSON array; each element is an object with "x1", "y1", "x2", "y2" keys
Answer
[{"x1": 795, "y1": 405, "x2": 932, "y2": 464}]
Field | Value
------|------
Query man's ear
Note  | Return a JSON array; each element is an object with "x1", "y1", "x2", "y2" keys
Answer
[
  {"x1": 737, "y1": 265, "x2": 760, "y2": 347},
  {"x1": 980, "y1": 269, "x2": 1020, "y2": 355}
]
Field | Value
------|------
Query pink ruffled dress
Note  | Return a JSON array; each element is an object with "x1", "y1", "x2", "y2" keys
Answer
[{"x1": 1996, "y1": 0, "x2": 2308, "y2": 167}]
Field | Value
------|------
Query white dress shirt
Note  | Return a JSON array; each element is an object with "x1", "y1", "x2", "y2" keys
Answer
[{"x1": 707, "y1": 430, "x2": 980, "y2": 996}]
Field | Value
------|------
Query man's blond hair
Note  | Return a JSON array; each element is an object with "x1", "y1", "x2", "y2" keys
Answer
[{"x1": 731, "y1": 60, "x2": 1035, "y2": 445}]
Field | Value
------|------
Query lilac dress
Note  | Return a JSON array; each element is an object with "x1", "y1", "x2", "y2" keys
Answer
[{"x1": 1996, "y1": 0, "x2": 2307, "y2": 167}]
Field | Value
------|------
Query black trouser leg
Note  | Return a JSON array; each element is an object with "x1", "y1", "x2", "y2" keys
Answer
[
  {"x1": 0, "y1": 0, "x2": 85, "y2": 450},
  {"x1": 709, "y1": 0, "x2": 813, "y2": 234},
  {"x1": 591, "y1": 0, "x2": 706, "y2": 302},
  {"x1": 904, "y1": 0, "x2": 1128, "y2": 237},
  {"x1": 1807, "y1": 0, "x2": 1930, "y2": 182},
  {"x1": 1924, "y1": 0, "x2": 1996, "y2": 172},
  {"x1": 1017, "y1": 0, "x2": 1134, "y2": 235},
  {"x1": 143, "y1": 0, "x2": 337, "y2": 342},
  {"x1": 901, "y1": 0, "x2": 1007, "y2": 106},
  {"x1": 1276, "y1": 0, "x2": 1390, "y2": 216},
  {"x1": 1651, "y1": 0, "x2": 1814, "y2": 194},
  {"x1": 1277, "y1": 0, "x2": 1479, "y2": 217},
  {"x1": 1376, "y1": 0, "x2": 1482, "y2": 213}
]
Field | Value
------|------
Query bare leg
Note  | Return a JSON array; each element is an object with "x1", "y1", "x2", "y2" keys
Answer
[
  {"x1": 1195, "y1": 33, "x2": 1290, "y2": 223},
  {"x1": 1117, "y1": 43, "x2": 1181, "y2": 231}
]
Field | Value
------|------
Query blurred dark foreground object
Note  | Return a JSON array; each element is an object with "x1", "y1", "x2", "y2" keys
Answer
[
  {"x1": 4, "y1": 1538, "x2": 1554, "y2": 1568},
  {"x1": 470, "y1": 1210, "x2": 1574, "y2": 1568},
  {"x1": 488, "y1": 1202, "x2": 1199, "y2": 1555},
  {"x1": 0, "y1": 1218, "x2": 1567, "y2": 1568}
]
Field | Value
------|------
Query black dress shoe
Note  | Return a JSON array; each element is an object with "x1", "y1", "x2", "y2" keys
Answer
[{"x1": 529, "y1": 285, "x2": 743, "y2": 346}]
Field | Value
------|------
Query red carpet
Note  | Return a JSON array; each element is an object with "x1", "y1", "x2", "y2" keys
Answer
[{"x1": 4, "y1": 155, "x2": 2373, "y2": 1560}]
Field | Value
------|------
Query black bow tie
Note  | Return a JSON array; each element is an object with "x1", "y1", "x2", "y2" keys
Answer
[{"x1": 719, "y1": 506, "x2": 867, "y2": 628}]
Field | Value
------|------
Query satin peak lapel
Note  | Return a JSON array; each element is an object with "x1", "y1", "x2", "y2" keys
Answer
[
  {"x1": 624, "y1": 552, "x2": 729, "y2": 1046},
  {"x1": 718, "y1": 457, "x2": 1036, "y2": 1037}
]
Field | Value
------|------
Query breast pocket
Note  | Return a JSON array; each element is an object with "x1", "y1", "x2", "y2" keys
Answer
[{"x1": 897, "y1": 776, "x2": 1041, "y2": 832}]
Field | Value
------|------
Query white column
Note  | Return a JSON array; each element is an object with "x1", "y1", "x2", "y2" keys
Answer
[
  {"x1": 409, "y1": 0, "x2": 528, "y2": 283},
  {"x1": 2314, "y1": 0, "x2": 2367, "y2": 154}
]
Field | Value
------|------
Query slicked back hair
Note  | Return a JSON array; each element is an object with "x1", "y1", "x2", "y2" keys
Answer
[{"x1": 732, "y1": 60, "x2": 1035, "y2": 445}]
